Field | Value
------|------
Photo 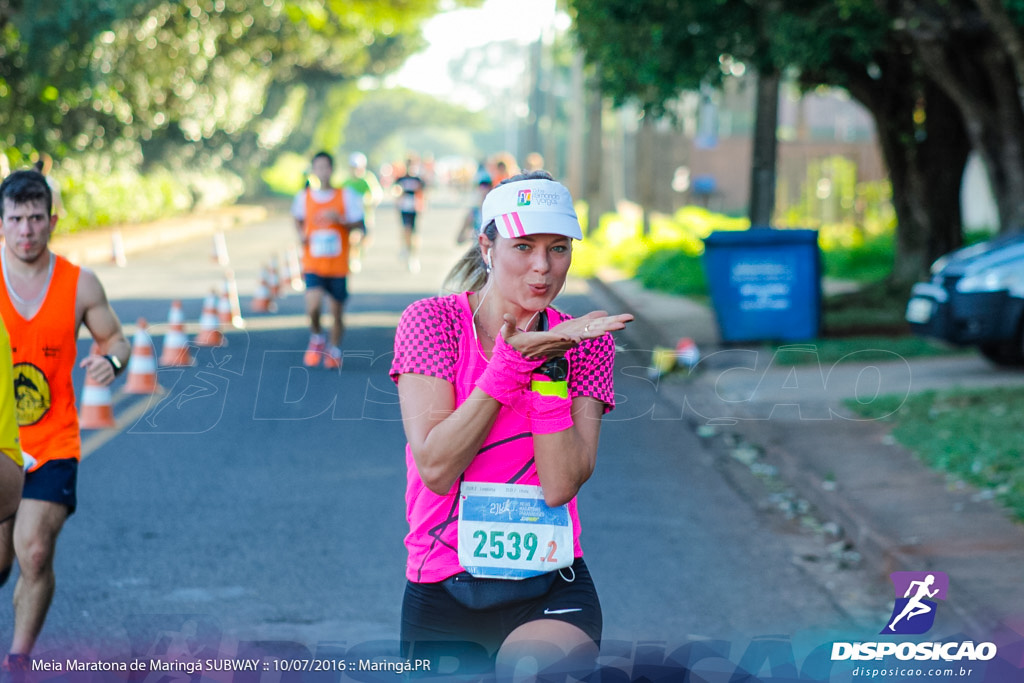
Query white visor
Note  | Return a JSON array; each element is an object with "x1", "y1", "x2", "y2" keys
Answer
[{"x1": 480, "y1": 178, "x2": 583, "y2": 241}]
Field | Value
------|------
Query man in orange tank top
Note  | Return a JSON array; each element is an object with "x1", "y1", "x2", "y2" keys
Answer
[
  {"x1": 0, "y1": 170, "x2": 130, "y2": 671},
  {"x1": 291, "y1": 151, "x2": 364, "y2": 369}
]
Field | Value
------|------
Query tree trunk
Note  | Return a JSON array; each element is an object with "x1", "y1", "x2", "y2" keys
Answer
[
  {"x1": 566, "y1": 52, "x2": 586, "y2": 198},
  {"x1": 894, "y1": 0, "x2": 1024, "y2": 232},
  {"x1": 583, "y1": 76, "x2": 605, "y2": 235},
  {"x1": 847, "y1": 58, "x2": 971, "y2": 284},
  {"x1": 636, "y1": 115, "x2": 656, "y2": 235},
  {"x1": 748, "y1": 68, "x2": 780, "y2": 227}
]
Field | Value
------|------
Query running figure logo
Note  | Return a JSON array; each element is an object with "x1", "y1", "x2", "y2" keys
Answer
[{"x1": 881, "y1": 571, "x2": 948, "y2": 635}]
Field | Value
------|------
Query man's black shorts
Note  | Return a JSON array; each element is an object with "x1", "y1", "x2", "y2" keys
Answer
[
  {"x1": 400, "y1": 211, "x2": 418, "y2": 232},
  {"x1": 303, "y1": 273, "x2": 348, "y2": 303},
  {"x1": 24, "y1": 458, "x2": 78, "y2": 516},
  {"x1": 400, "y1": 557, "x2": 601, "y2": 671}
]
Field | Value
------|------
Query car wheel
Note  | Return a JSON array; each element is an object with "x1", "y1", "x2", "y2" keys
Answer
[{"x1": 978, "y1": 336, "x2": 1024, "y2": 366}]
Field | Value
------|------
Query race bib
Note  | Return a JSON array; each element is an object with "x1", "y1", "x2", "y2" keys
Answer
[
  {"x1": 457, "y1": 481, "x2": 573, "y2": 579},
  {"x1": 399, "y1": 193, "x2": 417, "y2": 212},
  {"x1": 309, "y1": 229, "x2": 342, "y2": 258}
]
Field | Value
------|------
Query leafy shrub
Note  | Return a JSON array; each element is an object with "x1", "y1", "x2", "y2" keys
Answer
[{"x1": 55, "y1": 158, "x2": 243, "y2": 234}]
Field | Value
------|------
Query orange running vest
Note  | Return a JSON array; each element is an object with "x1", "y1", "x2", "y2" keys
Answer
[
  {"x1": 302, "y1": 188, "x2": 351, "y2": 277},
  {"x1": 0, "y1": 255, "x2": 81, "y2": 470}
]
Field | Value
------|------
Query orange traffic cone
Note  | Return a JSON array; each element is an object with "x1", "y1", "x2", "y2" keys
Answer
[
  {"x1": 80, "y1": 344, "x2": 116, "y2": 429},
  {"x1": 218, "y1": 282, "x2": 233, "y2": 328},
  {"x1": 195, "y1": 291, "x2": 224, "y2": 347},
  {"x1": 125, "y1": 319, "x2": 159, "y2": 394},
  {"x1": 223, "y1": 270, "x2": 245, "y2": 329},
  {"x1": 159, "y1": 300, "x2": 193, "y2": 366},
  {"x1": 250, "y1": 266, "x2": 272, "y2": 313}
]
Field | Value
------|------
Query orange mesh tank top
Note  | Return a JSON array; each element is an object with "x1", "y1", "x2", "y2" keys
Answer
[
  {"x1": 0, "y1": 254, "x2": 81, "y2": 469},
  {"x1": 302, "y1": 188, "x2": 350, "y2": 277}
]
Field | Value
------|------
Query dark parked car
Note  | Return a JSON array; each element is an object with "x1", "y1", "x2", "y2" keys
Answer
[{"x1": 906, "y1": 232, "x2": 1024, "y2": 366}]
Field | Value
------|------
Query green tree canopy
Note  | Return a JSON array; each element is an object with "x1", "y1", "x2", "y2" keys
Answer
[
  {"x1": 1, "y1": 0, "x2": 480, "y2": 175},
  {"x1": 568, "y1": 0, "x2": 1007, "y2": 281}
]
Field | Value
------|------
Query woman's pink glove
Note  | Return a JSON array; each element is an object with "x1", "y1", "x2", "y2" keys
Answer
[
  {"x1": 475, "y1": 333, "x2": 545, "y2": 405},
  {"x1": 528, "y1": 392, "x2": 574, "y2": 435}
]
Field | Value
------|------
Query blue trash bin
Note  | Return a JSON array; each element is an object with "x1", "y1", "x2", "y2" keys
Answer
[{"x1": 702, "y1": 228, "x2": 822, "y2": 342}]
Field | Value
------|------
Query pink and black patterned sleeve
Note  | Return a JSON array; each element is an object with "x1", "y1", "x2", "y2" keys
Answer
[
  {"x1": 391, "y1": 296, "x2": 460, "y2": 384},
  {"x1": 567, "y1": 330, "x2": 616, "y2": 412}
]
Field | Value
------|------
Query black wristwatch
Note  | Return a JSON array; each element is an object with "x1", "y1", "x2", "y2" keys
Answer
[{"x1": 104, "y1": 354, "x2": 123, "y2": 376}]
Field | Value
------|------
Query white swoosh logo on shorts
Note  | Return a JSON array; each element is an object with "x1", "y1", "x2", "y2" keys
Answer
[{"x1": 543, "y1": 608, "x2": 582, "y2": 615}]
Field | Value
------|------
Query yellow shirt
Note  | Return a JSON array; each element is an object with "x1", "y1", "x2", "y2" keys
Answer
[{"x1": 0, "y1": 319, "x2": 23, "y2": 468}]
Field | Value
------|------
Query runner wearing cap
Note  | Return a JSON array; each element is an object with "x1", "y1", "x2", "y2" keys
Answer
[
  {"x1": 391, "y1": 170, "x2": 633, "y2": 678},
  {"x1": 341, "y1": 152, "x2": 382, "y2": 273}
]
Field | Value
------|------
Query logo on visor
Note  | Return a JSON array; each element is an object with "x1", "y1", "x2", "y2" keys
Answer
[
  {"x1": 881, "y1": 571, "x2": 948, "y2": 635},
  {"x1": 517, "y1": 189, "x2": 532, "y2": 206}
]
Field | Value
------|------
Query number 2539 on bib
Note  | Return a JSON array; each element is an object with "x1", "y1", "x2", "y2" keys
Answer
[{"x1": 457, "y1": 482, "x2": 574, "y2": 580}]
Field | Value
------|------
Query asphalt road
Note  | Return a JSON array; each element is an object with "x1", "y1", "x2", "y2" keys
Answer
[{"x1": 1, "y1": 194, "x2": 885, "y2": 678}]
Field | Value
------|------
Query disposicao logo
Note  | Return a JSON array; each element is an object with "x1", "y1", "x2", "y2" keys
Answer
[
  {"x1": 882, "y1": 571, "x2": 948, "y2": 635},
  {"x1": 831, "y1": 570, "x2": 998, "y2": 663},
  {"x1": 517, "y1": 189, "x2": 531, "y2": 206}
]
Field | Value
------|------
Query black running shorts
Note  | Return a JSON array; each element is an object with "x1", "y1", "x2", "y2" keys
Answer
[
  {"x1": 400, "y1": 557, "x2": 601, "y2": 676},
  {"x1": 23, "y1": 458, "x2": 78, "y2": 516}
]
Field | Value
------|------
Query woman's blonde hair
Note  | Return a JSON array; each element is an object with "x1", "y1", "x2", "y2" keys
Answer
[{"x1": 442, "y1": 169, "x2": 556, "y2": 293}]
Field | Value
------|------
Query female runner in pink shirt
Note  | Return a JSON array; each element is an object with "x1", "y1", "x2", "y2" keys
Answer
[{"x1": 391, "y1": 171, "x2": 633, "y2": 679}]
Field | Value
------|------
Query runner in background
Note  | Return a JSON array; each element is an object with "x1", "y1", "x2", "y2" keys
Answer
[
  {"x1": 291, "y1": 151, "x2": 364, "y2": 369},
  {"x1": 455, "y1": 169, "x2": 493, "y2": 245},
  {"x1": 393, "y1": 157, "x2": 426, "y2": 273},
  {"x1": 341, "y1": 152, "x2": 383, "y2": 274}
]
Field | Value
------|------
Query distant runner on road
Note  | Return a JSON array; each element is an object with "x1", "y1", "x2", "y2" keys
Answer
[
  {"x1": 341, "y1": 151, "x2": 382, "y2": 274},
  {"x1": 292, "y1": 151, "x2": 365, "y2": 370},
  {"x1": 393, "y1": 157, "x2": 426, "y2": 273}
]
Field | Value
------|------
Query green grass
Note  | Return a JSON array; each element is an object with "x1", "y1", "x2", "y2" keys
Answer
[
  {"x1": 845, "y1": 387, "x2": 1024, "y2": 521},
  {"x1": 820, "y1": 230, "x2": 894, "y2": 282},
  {"x1": 767, "y1": 336, "x2": 966, "y2": 366},
  {"x1": 634, "y1": 249, "x2": 708, "y2": 298},
  {"x1": 822, "y1": 280, "x2": 915, "y2": 335}
]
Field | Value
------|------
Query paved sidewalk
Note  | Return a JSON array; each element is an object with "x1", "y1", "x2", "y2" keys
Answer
[{"x1": 591, "y1": 274, "x2": 1024, "y2": 645}]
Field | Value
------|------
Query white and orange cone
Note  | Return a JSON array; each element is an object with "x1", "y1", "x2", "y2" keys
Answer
[
  {"x1": 223, "y1": 270, "x2": 245, "y2": 329},
  {"x1": 217, "y1": 283, "x2": 233, "y2": 328},
  {"x1": 195, "y1": 291, "x2": 224, "y2": 347},
  {"x1": 250, "y1": 266, "x2": 272, "y2": 314},
  {"x1": 80, "y1": 344, "x2": 116, "y2": 429},
  {"x1": 125, "y1": 319, "x2": 159, "y2": 394},
  {"x1": 159, "y1": 300, "x2": 193, "y2": 367}
]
